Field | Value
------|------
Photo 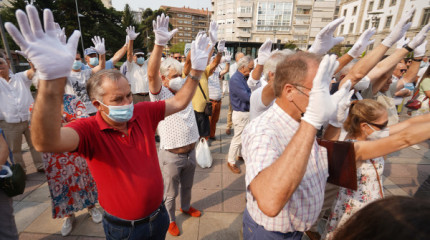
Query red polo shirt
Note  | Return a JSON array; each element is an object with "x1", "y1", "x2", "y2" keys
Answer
[{"x1": 66, "y1": 101, "x2": 165, "y2": 220}]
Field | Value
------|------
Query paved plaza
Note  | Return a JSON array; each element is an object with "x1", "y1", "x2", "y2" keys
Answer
[{"x1": 12, "y1": 96, "x2": 430, "y2": 239}]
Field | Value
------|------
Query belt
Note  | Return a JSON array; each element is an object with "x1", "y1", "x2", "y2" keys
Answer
[
  {"x1": 167, "y1": 142, "x2": 196, "y2": 154},
  {"x1": 135, "y1": 93, "x2": 149, "y2": 96},
  {"x1": 103, "y1": 203, "x2": 163, "y2": 227},
  {"x1": 210, "y1": 99, "x2": 221, "y2": 103}
]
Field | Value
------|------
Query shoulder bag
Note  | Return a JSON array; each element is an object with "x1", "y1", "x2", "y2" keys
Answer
[{"x1": 198, "y1": 83, "x2": 212, "y2": 116}]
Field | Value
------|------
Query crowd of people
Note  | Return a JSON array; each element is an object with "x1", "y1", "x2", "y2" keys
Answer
[{"x1": 1, "y1": 4, "x2": 430, "y2": 240}]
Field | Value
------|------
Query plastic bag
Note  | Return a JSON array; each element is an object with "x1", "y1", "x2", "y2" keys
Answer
[{"x1": 196, "y1": 138, "x2": 213, "y2": 168}]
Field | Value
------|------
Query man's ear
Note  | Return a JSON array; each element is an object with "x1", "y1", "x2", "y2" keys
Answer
[
  {"x1": 284, "y1": 84, "x2": 294, "y2": 101},
  {"x1": 92, "y1": 100, "x2": 102, "y2": 111}
]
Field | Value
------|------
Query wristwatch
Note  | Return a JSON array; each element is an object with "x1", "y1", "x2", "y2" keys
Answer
[
  {"x1": 402, "y1": 44, "x2": 413, "y2": 52},
  {"x1": 188, "y1": 74, "x2": 200, "y2": 81},
  {"x1": 412, "y1": 58, "x2": 423, "y2": 62}
]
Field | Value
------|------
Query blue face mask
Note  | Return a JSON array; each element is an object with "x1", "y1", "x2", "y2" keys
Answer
[
  {"x1": 136, "y1": 57, "x2": 145, "y2": 65},
  {"x1": 72, "y1": 60, "x2": 82, "y2": 70},
  {"x1": 89, "y1": 57, "x2": 99, "y2": 66},
  {"x1": 99, "y1": 101, "x2": 134, "y2": 123}
]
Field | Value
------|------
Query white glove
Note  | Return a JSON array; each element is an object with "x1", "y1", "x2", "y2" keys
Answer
[
  {"x1": 209, "y1": 21, "x2": 218, "y2": 45},
  {"x1": 302, "y1": 54, "x2": 339, "y2": 129},
  {"x1": 5, "y1": 5, "x2": 80, "y2": 80},
  {"x1": 91, "y1": 36, "x2": 105, "y2": 55},
  {"x1": 15, "y1": 50, "x2": 28, "y2": 60},
  {"x1": 224, "y1": 50, "x2": 232, "y2": 63},
  {"x1": 414, "y1": 40, "x2": 427, "y2": 58},
  {"x1": 347, "y1": 28, "x2": 375, "y2": 58},
  {"x1": 408, "y1": 24, "x2": 430, "y2": 49},
  {"x1": 257, "y1": 39, "x2": 272, "y2": 65},
  {"x1": 191, "y1": 32, "x2": 212, "y2": 71},
  {"x1": 126, "y1": 26, "x2": 140, "y2": 41},
  {"x1": 153, "y1": 13, "x2": 178, "y2": 46},
  {"x1": 217, "y1": 39, "x2": 225, "y2": 53},
  {"x1": 55, "y1": 23, "x2": 66, "y2": 45},
  {"x1": 396, "y1": 35, "x2": 410, "y2": 49},
  {"x1": 329, "y1": 80, "x2": 354, "y2": 128},
  {"x1": 308, "y1": 17, "x2": 345, "y2": 55},
  {"x1": 381, "y1": 8, "x2": 415, "y2": 47}
]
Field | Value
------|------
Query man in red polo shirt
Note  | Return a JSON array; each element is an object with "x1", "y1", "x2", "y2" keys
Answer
[{"x1": 5, "y1": 6, "x2": 211, "y2": 239}]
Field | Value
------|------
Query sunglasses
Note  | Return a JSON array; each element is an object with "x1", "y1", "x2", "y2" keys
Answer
[
  {"x1": 174, "y1": 57, "x2": 181, "y2": 60},
  {"x1": 368, "y1": 120, "x2": 388, "y2": 130},
  {"x1": 400, "y1": 69, "x2": 407, "y2": 74}
]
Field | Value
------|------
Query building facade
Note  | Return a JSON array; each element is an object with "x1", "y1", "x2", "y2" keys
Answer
[
  {"x1": 337, "y1": 0, "x2": 430, "y2": 54},
  {"x1": 211, "y1": 0, "x2": 337, "y2": 50},
  {"x1": 160, "y1": 6, "x2": 211, "y2": 45}
]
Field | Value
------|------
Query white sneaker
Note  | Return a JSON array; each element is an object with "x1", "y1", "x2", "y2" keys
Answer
[
  {"x1": 88, "y1": 207, "x2": 102, "y2": 224},
  {"x1": 411, "y1": 144, "x2": 421, "y2": 150},
  {"x1": 61, "y1": 214, "x2": 75, "y2": 236}
]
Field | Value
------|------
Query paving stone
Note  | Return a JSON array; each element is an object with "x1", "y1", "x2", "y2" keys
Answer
[
  {"x1": 190, "y1": 189, "x2": 223, "y2": 212},
  {"x1": 166, "y1": 211, "x2": 199, "y2": 240},
  {"x1": 388, "y1": 177, "x2": 423, "y2": 196},
  {"x1": 76, "y1": 237, "x2": 106, "y2": 240},
  {"x1": 193, "y1": 172, "x2": 222, "y2": 190},
  {"x1": 21, "y1": 182, "x2": 51, "y2": 203},
  {"x1": 222, "y1": 172, "x2": 245, "y2": 191},
  {"x1": 13, "y1": 180, "x2": 45, "y2": 201},
  {"x1": 19, "y1": 232, "x2": 78, "y2": 239},
  {"x1": 195, "y1": 159, "x2": 223, "y2": 173},
  {"x1": 14, "y1": 201, "x2": 50, "y2": 233},
  {"x1": 198, "y1": 212, "x2": 243, "y2": 240},
  {"x1": 222, "y1": 190, "x2": 246, "y2": 213},
  {"x1": 387, "y1": 148, "x2": 423, "y2": 159},
  {"x1": 71, "y1": 210, "x2": 105, "y2": 237}
]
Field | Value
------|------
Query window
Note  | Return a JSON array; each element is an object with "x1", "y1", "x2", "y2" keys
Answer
[
  {"x1": 385, "y1": 16, "x2": 392, "y2": 28},
  {"x1": 390, "y1": 0, "x2": 396, "y2": 6},
  {"x1": 364, "y1": 20, "x2": 370, "y2": 29},
  {"x1": 256, "y1": 2, "x2": 293, "y2": 30},
  {"x1": 353, "y1": 6, "x2": 357, "y2": 15},
  {"x1": 237, "y1": 6, "x2": 252, "y2": 13},
  {"x1": 378, "y1": 0, "x2": 384, "y2": 9},
  {"x1": 340, "y1": 24, "x2": 344, "y2": 34},
  {"x1": 349, "y1": 23, "x2": 354, "y2": 33},
  {"x1": 373, "y1": 18, "x2": 380, "y2": 28},
  {"x1": 343, "y1": 9, "x2": 347, "y2": 16},
  {"x1": 322, "y1": 18, "x2": 332, "y2": 22},
  {"x1": 368, "y1": 1, "x2": 374, "y2": 12},
  {"x1": 178, "y1": 14, "x2": 183, "y2": 17},
  {"x1": 422, "y1": 8, "x2": 430, "y2": 26}
]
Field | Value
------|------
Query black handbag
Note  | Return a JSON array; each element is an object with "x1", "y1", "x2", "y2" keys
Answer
[
  {"x1": 198, "y1": 83, "x2": 212, "y2": 116},
  {"x1": 0, "y1": 129, "x2": 26, "y2": 197}
]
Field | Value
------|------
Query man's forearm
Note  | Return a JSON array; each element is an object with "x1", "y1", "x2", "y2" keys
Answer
[
  {"x1": 403, "y1": 60, "x2": 421, "y2": 83},
  {"x1": 335, "y1": 53, "x2": 354, "y2": 75},
  {"x1": 250, "y1": 121, "x2": 317, "y2": 217},
  {"x1": 147, "y1": 45, "x2": 163, "y2": 93},
  {"x1": 127, "y1": 40, "x2": 133, "y2": 63},
  {"x1": 112, "y1": 45, "x2": 127, "y2": 64},
  {"x1": 208, "y1": 52, "x2": 222, "y2": 75},
  {"x1": 251, "y1": 64, "x2": 264, "y2": 81},
  {"x1": 183, "y1": 51, "x2": 192, "y2": 76},
  {"x1": 367, "y1": 48, "x2": 409, "y2": 83},
  {"x1": 173, "y1": 69, "x2": 203, "y2": 106}
]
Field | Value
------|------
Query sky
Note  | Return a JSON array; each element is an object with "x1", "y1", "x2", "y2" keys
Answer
[{"x1": 112, "y1": 0, "x2": 212, "y2": 11}]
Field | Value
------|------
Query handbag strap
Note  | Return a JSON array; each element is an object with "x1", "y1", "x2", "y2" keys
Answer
[
  {"x1": 198, "y1": 83, "x2": 209, "y2": 101},
  {"x1": 0, "y1": 129, "x2": 14, "y2": 166},
  {"x1": 370, "y1": 159, "x2": 383, "y2": 198}
]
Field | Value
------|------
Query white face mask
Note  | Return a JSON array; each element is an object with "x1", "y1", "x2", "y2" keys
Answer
[
  {"x1": 354, "y1": 77, "x2": 371, "y2": 91},
  {"x1": 366, "y1": 123, "x2": 389, "y2": 140},
  {"x1": 168, "y1": 77, "x2": 185, "y2": 92}
]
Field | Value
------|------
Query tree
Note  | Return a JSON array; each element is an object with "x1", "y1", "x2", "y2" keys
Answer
[
  {"x1": 137, "y1": 8, "x2": 173, "y2": 52},
  {"x1": 170, "y1": 42, "x2": 186, "y2": 54},
  {"x1": 283, "y1": 41, "x2": 297, "y2": 50},
  {"x1": 122, "y1": 4, "x2": 136, "y2": 28}
]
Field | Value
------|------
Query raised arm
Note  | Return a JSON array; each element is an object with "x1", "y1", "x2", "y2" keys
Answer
[
  {"x1": 110, "y1": 36, "x2": 129, "y2": 65},
  {"x1": 5, "y1": 5, "x2": 81, "y2": 153},
  {"x1": 91, "y1": 36, "x2": 106, "y2": 73},
  {"x1": 183, "y1": 50, "x2": 191, "y2": 76},
  {"x1": 126, "y1": 26, "x2": 140, "y2": 64},
  {"x1": 251, "y1": 39, "x2": 272, "y2": 81},
  {"x1": 249, "y1": 55, "x2": 339, "y2": 217},
  {"x1": 207, "y1": 40, "x2": 224, "y2": 76},
  {"x1": 400, "y1": 40, "x2": 428, "y2": 88}
]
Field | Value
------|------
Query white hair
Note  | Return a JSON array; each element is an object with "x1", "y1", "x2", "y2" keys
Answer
[
  {"x1": 263, "y1": 50, "x2": 295, "y2": 80},
  {"x1": 237, "y1": 55, "x2": 253, "y2": 70},
  {"x1": 160, "y1": 57, "x2": 183, "y2": 77}
]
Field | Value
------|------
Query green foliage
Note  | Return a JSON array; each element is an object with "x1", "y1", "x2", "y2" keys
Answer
[
  {"x1": 137, "y1": 8, "x2": 172, "y2": 52},
  {"x1": 283, "y1": 40, "x2": 297, "y2": 50},
  {"x1": 328, "y1": 44, "x2": 343, "y2": 57},
  {"x1": 170, "y1": 42, "x2": 186, "y2": 54},
  {"x1": 122, "y1": 4, "x2": 136, "y2": 28}
]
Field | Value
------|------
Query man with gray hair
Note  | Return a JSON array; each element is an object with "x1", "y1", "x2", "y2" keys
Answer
[
  {"x1": 227, "y1": 55, "x2": 255, "y2": 174},
  {"x1": 147, "y1": 41, "x2": 202, "y2": 236},
  {"x1": 225, "y1": 51, "x2": 245, "y2": 135}
]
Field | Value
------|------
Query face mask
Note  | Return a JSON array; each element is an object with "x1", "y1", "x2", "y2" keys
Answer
[
  {"x1": 99, "y1": 101, "x2": 134, "y2": 123},
  {"x1": 391, "y1": 75, "x2": 399, "y2": 83},
  {"x1": 136, "y1": 57, "x2": 145, "y2": 65},
  {"x1": 169, "y1": 77, "x2": 185, "y2": 92},
  {"x1": 89, "y1": 57, "x2": 99, "y2": 66},
  {"x1": 404, "y1": 82, "x2": 414, "y2": 91},
  {"x1": 366, "y1": 123, "x2": 389, "y2": 140},
  {"x1": 72, "y1": 60, "x2": 82, "y2": 70},
  {"x1": 354, "y1": 77, "x2": 370, "y2": 91}
]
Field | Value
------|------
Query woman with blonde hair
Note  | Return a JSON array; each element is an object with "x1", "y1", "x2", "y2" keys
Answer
[{"x1": 323, "y1": 99, "x2": 430, "y2": 238}]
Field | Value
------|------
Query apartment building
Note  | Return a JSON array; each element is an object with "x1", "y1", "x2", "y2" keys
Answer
[
  {"x1": 160, "y1": 6, "x2": 211, "y2": 45},
  {"x1": 337, "y1": 0, "x2": 430, "y2": 54},
  {"x1": 211, "y1": 0, "x2": 337, "y2": 50}
]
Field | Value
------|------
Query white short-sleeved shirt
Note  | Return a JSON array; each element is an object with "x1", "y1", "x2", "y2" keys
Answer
[
  {"x1": 126, "y1": 61, "x2": 149, "y2": 94},
  {"x1": 249, "y1": 86, "x2": 274, "y2": 121},
  {"x1": 150, "y1": 86, "x2": 199, "y2": 149},
  {"x1": 208, "y1": 65, "x2": 223, "y2": 100},
  {"x1": 0, "y1": 71, "x2": 34, "y2": 123},
  {"x1": 66, "y1": 69, "x2": 97, "y2": 114},
  {"x1": 242, "y1": 102, "x2": 328, "y2": 233}
]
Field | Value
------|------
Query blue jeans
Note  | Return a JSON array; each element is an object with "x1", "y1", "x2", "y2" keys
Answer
[
  {"x1": 243, "y1": 207, "x2": 303, "y2": 240},
  {"x1": 102, "y1": 204, "x2": 169, "y2": 240}
]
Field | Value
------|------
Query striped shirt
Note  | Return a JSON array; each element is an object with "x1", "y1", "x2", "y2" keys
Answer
[{"x1": 242, "y1": 102, "x2": 329, "y2": 233}]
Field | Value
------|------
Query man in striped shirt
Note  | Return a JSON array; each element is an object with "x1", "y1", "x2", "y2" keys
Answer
[{"x1": 242, "y1": 52, "x2": 340, "y2": 239}]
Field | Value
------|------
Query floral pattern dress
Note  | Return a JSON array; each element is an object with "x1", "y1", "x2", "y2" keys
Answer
[
  {"x1": 322, "y1": 156, "x2": 384, "y2": 239},
  {"x1": 30, "y1": 94, "x2": 98, "y2": 218}
]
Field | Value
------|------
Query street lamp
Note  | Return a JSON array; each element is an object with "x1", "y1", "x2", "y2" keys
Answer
[{"x1": 75, "y1": 0, "x2": 85, "y2": 61}]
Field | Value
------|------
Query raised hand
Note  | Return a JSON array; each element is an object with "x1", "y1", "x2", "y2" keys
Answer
[
  {"x1": 414, "y1": 40, "x2": 428, "y2": 58},
  {"x1": 408, "y1": 24, "x2": 430, "y2": 49},
  {"x1": 153, "y1": 13, "x2": 178, "y2": 46},
  {"x1": 191, "y1": 32, "x2": 212, "y2": 71},
  {"x1": 208, "y1": 21, "x2": 218, "y2": 45},
  {"x1": 382, "y1": 8, "x2": 415, "y2": 47},
  {"x1": 224, "y1": 50, "x2": 232, "y2": 63},
  {"x1": 257, "y1": 39, "x2": 272, "y2": 65},
  {"x1": 217, "y1": 39, "x2": 225, "y2": 53},
  {"x1": 302, "y1": 55, "x2": 339, "y2": 129},
  {"x1": 329, "y1": 80, "x2": 354, "y2": 128},
  {"x1": 54, "y1": 23, "x2": 66, "y2": 44},
  {"x1": 348, "y1": 28, "x2": 375, "y2": 58},
  {"x1": 396, "y1": 35, "x2": 410, "y2": 49},
  {"x1": 91, "y1": 36, "x2": 105, "y2": 55},
  {"x1": 308, "y1": 17, "x2": 345, "y2": 55},
  {"x1": 4, "y1": 5, "x2": 80, "y2": 80},
  {"x1": 126, "y1": 26, "x2": 140, "y2": 41}
]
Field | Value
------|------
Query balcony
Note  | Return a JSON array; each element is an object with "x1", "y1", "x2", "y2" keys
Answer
[
  {"x1": 236, "y1": 21, "x2": 252, "y2": 28},
  {"x1": 237, "y1": 12, "x2": 252, "y2": 18},
  {"x1": 293, "y1": 20, "x2": 311, "y2": 25},
  {"x1": 294, "y1": 29, "x2": 309, "y2": 35},
  {"x1": 296, "y1": 0, "x2": 313, "y2": 6},
  {"x1": 236, "y1": 31, "x2": 251, "y2": 38}
]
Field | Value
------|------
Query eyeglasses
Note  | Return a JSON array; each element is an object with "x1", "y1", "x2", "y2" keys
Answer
[
  {"x1": 135, "y1": 55, "x2": 145, "y2": 58},
  {"x1": 400, "y1": 69, "x2": 407, "y2": 74},
  {"x1": 367, "y1": 120, "x2": 388, "y2": 130},
  {"x1": 292, "y1": 84, "x2": 311, "y2": 97},
  {"x1": 174, "y1": 57, "x2": 181, "y2": 60}
]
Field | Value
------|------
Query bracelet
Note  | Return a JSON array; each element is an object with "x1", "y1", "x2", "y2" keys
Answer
[
  {"x1": 412, "y1": 58, "x2": 423, "y2": 62},
  {"x1": 403, "y1": 44, "x2": 413, "y2": 52},
  {"x1": 188, "y1": 74, "x2": 200, "y2": 81}
]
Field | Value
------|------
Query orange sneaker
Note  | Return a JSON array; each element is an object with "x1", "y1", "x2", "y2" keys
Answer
[
  {"x1": 168, "y1": 222, "x2": 180, "y2": 236},
  {"x1": 180, "y1": 206, "x2": 201, "y2": 217}
]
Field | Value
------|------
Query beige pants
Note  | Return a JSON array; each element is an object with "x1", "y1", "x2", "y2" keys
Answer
[
  {"x1": 0, "y1": 120, "x2": 43, "y2": 172},
  {"x1": 227, "y1": 111, "x2": 249, "y2": 165}
]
